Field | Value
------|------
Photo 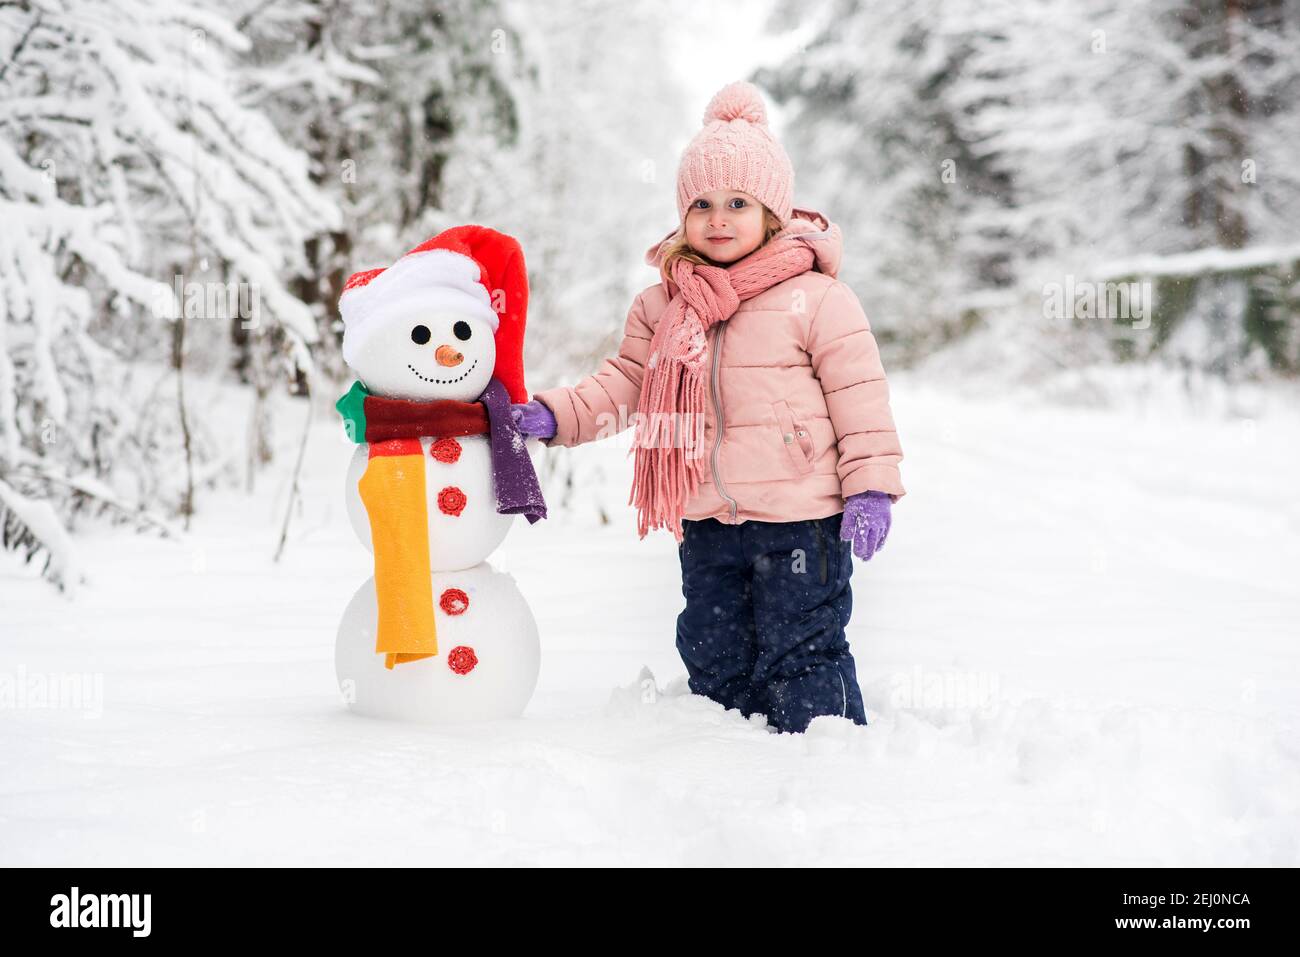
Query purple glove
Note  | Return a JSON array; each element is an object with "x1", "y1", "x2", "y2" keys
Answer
[
  {"x1": 510, "y1": 400, "x2": 557, "y2": 440},
  {"x1": 839, "y1": 490, "x2": 892, "y2": 561}
]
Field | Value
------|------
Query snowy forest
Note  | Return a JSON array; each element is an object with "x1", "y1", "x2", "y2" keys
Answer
[{"x1": 2, "y1": 0, "x2": 1299, "y2": 867}]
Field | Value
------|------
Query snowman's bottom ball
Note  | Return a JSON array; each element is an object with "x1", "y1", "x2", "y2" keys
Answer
[{"x1": 336, "y1": 563, "x2": 540, "y2": 724}]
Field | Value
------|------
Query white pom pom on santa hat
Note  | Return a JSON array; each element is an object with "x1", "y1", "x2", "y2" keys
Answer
[{"x1": 339, "y1": 225, "x2": 531, "y2": 403}]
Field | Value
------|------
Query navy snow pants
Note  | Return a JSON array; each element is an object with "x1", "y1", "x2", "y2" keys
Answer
[{"x1": 675, "y1": 514, "x2": 868, "y2": 733}]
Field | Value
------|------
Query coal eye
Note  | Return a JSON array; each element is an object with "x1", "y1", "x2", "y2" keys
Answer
[
  {"x1": 453, "y1": 321, "x2": 472, "y2": 341},
  {"x1": 411, "y1": 325, "x2": 431, "y2": 345}
]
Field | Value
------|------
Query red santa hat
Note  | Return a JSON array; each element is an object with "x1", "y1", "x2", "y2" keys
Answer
[{"x1": 339, "y1": 225, "x2": 530, "y2": 403}]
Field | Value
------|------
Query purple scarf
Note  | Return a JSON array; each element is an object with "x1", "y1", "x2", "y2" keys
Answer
[{"x1": 479, "y1": 379, "x2": 547, "y2": 524}]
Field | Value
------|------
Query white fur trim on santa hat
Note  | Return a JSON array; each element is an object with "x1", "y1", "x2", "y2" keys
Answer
[{"x1": 340, "y1": 248, "x2": 498, "y2": 366}]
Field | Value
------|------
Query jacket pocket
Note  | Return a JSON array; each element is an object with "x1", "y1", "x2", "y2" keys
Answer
[{"x1": 773, "y1": 400, "x2": 815, "y2": 475}]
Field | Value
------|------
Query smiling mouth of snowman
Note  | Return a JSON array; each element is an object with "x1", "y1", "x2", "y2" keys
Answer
[{"x1": 407, "y1": 357, "x2": 479, "y2": 385}]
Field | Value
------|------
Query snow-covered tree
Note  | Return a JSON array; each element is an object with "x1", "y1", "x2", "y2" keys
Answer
[
  {"x1": 0, "y1": 0, "x2": 337, "y2": 582},
  {"x1": 235, "y1": 0, "x2": 530, "y2": 369},
  {"x1": 757, "y1": 0, "x2": 1016, "y2": 360},
  {"x1": 956, "y1": 0, "x2": 1300, "y2": 276},
  {"x1": 762, "y1": 0, "x2": 1300, "y2": 374},
  {"x1": 956, "y1": 0, "x2": 1300, "y2": 372}
]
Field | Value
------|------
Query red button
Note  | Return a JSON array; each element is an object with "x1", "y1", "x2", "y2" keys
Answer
[
  {"x1": 447, "y1": 645, "x2": 478, "y2": 675},
  {"x1": 437, "y1": 486, "x2": 467, "y2": 516},
  {"x1": 430, "y1": 437, "x2": 461, "y2": 464},
  {"x1": 439, "y1": 588, "x2": 469, "y2": 616}
]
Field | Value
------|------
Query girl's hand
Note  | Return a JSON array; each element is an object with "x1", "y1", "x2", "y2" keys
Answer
[
  {"x1": 839, "y1": 490, "x2": 892, "y2": 561},
  {"x1": 511, "y1": 400, "x2": 558, "y2": 440}
]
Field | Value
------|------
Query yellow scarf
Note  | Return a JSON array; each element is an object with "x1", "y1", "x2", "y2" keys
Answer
[{"x1": 358, "y1": 438, "x2": 438, "y2": 669}]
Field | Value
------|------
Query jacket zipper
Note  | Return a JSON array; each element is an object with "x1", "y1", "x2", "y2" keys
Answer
[{"x1": 710, "y1": 323, "x2": 738, "y2": 522}]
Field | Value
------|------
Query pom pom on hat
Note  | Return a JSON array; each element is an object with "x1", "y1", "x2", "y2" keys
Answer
[
  {"x1": 676, "y1": 80, "x2": 794, "y2": 226},
  {"x1": 703, "y1": 81, "x2": 769, "y2": 126}
]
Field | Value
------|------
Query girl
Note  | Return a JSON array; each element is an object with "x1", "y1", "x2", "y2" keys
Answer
[{"x1": 514, "y1": 81, "x2": 905, "y2": 734}]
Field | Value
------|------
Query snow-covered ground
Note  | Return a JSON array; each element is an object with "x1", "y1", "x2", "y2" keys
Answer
[{"x1": 2, "y1": 372, "x2": 1298, "y2": 866}]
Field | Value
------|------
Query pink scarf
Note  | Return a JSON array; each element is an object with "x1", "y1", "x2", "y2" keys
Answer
[{"x1": 630, "y1": 219, "x2": 823, "y2": 541}]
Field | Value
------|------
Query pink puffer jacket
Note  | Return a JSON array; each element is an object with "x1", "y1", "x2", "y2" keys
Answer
[{"x1": 534, "y1": 208, "x2": 905, "y2": 525}]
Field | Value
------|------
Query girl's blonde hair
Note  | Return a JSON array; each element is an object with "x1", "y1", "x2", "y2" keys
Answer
[{"x1": 659, "y1": 205, "x2": 784, "y2": 283}]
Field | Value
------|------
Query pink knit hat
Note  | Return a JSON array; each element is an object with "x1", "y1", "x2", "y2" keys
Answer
[{"x1": 675, "y1": 81, "x2": 795, "y2": 226}]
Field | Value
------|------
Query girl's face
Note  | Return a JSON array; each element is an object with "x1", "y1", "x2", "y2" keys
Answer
[{"x1": 684, "y1": 189, "x2": 766, "y2": 264}]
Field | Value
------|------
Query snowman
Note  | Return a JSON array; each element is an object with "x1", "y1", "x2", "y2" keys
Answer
[{"x1": 333, "y1": 225, "x2": 547, "y2": 724}]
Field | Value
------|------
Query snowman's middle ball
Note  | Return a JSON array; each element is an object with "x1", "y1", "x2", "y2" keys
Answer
[
  {"x1": 350, "y1": 306, "x2": 496, "y2": 403},
  {"x1": 344, "y1": 433, "x2": 513, "y2": 569}
]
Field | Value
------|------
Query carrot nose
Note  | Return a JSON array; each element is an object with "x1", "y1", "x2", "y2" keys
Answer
[{"x1": 435, "y1": 344, "x2": 463, "y2": 367}]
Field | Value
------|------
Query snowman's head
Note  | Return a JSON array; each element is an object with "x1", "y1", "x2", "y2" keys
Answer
[
  {"x1": 350, "y1": 305, "x2": 497, "y2": 403},
  {"x1": 341, "y1": 229, "x2": 529, "y2": 404}
]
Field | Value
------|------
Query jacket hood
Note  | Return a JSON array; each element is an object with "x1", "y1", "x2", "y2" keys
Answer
[{"x1": 644, "y1": 207, "x2": 843, "y2": 281}]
